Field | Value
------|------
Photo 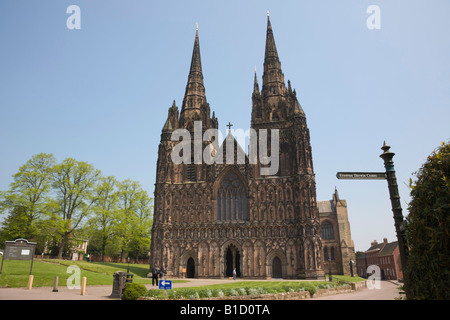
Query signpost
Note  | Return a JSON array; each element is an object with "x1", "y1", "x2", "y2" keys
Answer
[
  {"x1": 159, "y1": 279, "x2": 172, "y2": 290},
  {"x1": 336, "y1": 142, "x2": 410, "y2": 299},
  {"x1": 0, "y1": 239, "x2": 37, "y2": 275},
  {"x1": 159, "y1": 279, "x2": 172, "y2": 297},
  {"x1": 336, "y1": 172, "x2": 386, "y2": 180}
]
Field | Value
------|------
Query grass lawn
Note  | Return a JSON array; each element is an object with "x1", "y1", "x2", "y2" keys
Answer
[
  {"x1": 0, "y1": 257, "x2": 166, "y2": 288},
  {"x1": 332, "y1": 275, "x2": 366, "y2": 283}
]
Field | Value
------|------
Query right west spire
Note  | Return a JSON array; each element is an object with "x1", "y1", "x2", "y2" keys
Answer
[
  {"x1": 252, "y1": 13, "x2": 304, "y2": 125},
  {"x1": 262, "y1": 13, "x2": 287, "y2": 105}
]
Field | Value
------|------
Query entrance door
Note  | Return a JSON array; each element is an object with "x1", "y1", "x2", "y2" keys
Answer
[
  {"x1": 224, "y1": 245, "x2": 241, "y2": 278},
  {"x1": 272, "y1": 256, "x2": 282, "y2": 278},
  {"x1": 225, "y1": 248, "x2": 233, "y2": 277},
  {"x1": 187, "y1": 257, "x2": 195, "y2": 278}
]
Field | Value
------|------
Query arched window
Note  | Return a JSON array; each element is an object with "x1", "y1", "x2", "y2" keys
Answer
[
  {"x1": 321, "y1": 221, "x2": 334, "y2": 240},
  {"x1": 216, "y1": 171, "x2": 247, "y2": 221}
]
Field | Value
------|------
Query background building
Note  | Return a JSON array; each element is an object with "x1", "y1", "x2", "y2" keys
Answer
[
  {"x1": 318, "y1": 189, "x2": 355, "y2": 276},
  {"x1": 356, "y1": 238, "x2": 403, "y2": 281}
]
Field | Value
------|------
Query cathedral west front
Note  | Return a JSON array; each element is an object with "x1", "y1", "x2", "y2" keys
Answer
[{"x1": 149, "y1": 14, "x2": 354, "y2": 279}]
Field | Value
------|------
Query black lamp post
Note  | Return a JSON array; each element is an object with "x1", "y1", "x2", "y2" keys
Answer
[
  {"x1": 349, "y1": 260, "x2": 354, "y2": 277},
  {"x1": 328, "y1": 259, "x2": 332, "y2": 282},
  {"x1": 379, "y1": 142, "x2": 410, "y2": 299}
]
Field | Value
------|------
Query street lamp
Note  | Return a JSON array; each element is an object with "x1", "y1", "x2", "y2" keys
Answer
[
  {"x1": 349, "y1": 260, "x2": 354, "y2": 277},
  {"x1": 328, "y1": 259, "x2": 332, "y2": 282},
  {"x1": 379, "y1": 142, "x2": 410, "y2": 299}
]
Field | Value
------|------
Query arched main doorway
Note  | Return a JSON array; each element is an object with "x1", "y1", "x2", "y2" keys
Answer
[
  {"x1": 272, "y1": 256, "x2": 282, "y2": 278},
  {"x1": 187, "y1": 257, "x2": 195, "y2": 278},
  {"x1": 224, "y1": 244, "x2": 241, "y2": 278}
]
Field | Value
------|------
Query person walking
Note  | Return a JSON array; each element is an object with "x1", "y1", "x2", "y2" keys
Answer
[
  {"x1": 151, "y1": 266, "x2": 159, "y2": 286},
  {"x1": 233, "y1": 268, "x2": 236, "y2": 280}
]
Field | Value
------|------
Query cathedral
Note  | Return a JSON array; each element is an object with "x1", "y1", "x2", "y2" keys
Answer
[{"x1": 150, "y1": 14, "x2": 354, "y2": 279}]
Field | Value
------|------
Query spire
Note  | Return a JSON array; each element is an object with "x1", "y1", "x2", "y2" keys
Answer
[
  {"x1": 334, "y1": 187, "x2": 340, "y2": 201},
  {"x1": 253, "y1": 67, "x2": 260, "y2": 95},
  {"x1": 262, "y1": 13, "x2": 286, "y2": 103},
  {"x1": 181, "y1": 24, "x2": 206, "y2": 112},
  {"x1": 264, "y1": 13, "x2": 279, "y2": 63},
  {"x1": 162, "y1": 100, "x2": 179, "y2": 131}
]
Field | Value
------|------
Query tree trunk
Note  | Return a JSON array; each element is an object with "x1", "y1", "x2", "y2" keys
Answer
[
  {"x1": 57, "y1": 233, "x2": 68, "y2": 259},
  {"x1": 101, "y1": 236, "x2": 107, "y2": 262}
]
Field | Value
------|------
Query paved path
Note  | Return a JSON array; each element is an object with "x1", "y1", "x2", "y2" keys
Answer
[
  {"x1": 0, "y1": 278, "x2": 239, "y2": 300},
  {"x1": 0, "y1": 279, "x2": 402, "y2": 300},
  {"x1": 312, "y1": 280, "x2": 403, "y2": 300}
]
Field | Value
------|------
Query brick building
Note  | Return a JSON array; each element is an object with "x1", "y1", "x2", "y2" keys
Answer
[{"x1": 356, "y1": 238, "x2": 403, "y2": 281}]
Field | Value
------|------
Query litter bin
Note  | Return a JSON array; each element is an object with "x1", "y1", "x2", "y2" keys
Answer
[
  {"x1": 110, "y1": 271, "x2": 126, "y2": 298},
  {"x1": 126, "y1": 273, "x2": 134, "y2": 283}
]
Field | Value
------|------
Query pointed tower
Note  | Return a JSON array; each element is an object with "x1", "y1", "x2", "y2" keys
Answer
[
  {"x1": 252, "y1": 12, "x2": 305, "y2": 125},
  {"x1": 179, "y1": 24, "x2": 216, "y2": 132},
  {"x1": 251, "y1": 68, "x2": 263, "y2": 122},
  {"x1": 248, "y1": 13, "x2": 324, "y2": 279},
  {"x1": 262, "y1": 13, "x2": 287, "y2": 107},
  {"x1": 251, "y1": 12, "x2": 312, "y2": 176},
  {"x1": 161, "y1": 100, "x2": 179, "y2": 141}
]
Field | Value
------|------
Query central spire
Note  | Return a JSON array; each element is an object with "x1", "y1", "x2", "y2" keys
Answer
[{"x1": 182, "y1": 25, "x2": 206, "y2": 112}]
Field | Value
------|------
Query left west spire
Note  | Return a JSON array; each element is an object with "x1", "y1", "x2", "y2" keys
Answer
[
  {"x1": 164, "y1": 24, "x2": 217, "y2": 134},
  {"x1": 181, "y1": 24, "x2": 206, "y2": 112}
]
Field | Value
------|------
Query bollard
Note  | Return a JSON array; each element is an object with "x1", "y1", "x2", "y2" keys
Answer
[
  {"x1": 27, "y1": 275, "x2": 34, "y2": 290},
  {"x1": 81, "y1": 277, "x2": 86, "y2": 296},
  {"x1": 52, "y1": 276, "x2": 59, "y2": 292}
]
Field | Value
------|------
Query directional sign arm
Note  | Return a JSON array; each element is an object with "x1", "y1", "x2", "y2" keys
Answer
[{"x1": 336, "y1": 172, "x2": 386, "y2": 180}]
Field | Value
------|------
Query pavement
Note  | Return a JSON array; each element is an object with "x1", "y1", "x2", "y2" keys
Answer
[
  {"x1": 311, "y1": 280, "x2": 403, "y2": 300},
  {"x1": 0, "y1": 278, "x2": 403, "y2": 300},
  {"x1": 0, "y1": 278, "x2": 240, "y2": 300}
]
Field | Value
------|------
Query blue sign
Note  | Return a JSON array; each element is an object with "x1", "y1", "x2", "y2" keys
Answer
[{"x1": 159, "y1": 280, "x2": 172, "y2": 290}]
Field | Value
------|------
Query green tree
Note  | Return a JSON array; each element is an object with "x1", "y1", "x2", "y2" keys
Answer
[
  {"x1": 50, "y1": 158, "x2": 101, "y2": 259},
  {"x1": 86, "y1": 176, "x2": 119, "y2": 261},
  {"x1": 0, "y1": 206, "x2": 30, "y2": 242},
  {"x1": 115, "y1": 179, "x2": 153, "y2": 261},
  {"x1": 0, "y1": 153, "x2": 55, "y2": 241},
  {"x1": 128, "y1": 191, "x2": 153, "y2": 261},
  {"x1": 406, "y1": 141, "x2": 450, "y2": 299}
]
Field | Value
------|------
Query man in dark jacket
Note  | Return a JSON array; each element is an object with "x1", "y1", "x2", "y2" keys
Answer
[{"x1": 151, "y1": 267, "x2": 159, "y2": 286}]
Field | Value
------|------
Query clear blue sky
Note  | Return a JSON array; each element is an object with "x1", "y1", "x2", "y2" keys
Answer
[{"x1": 1, "y1": 1, "x2": 449, "y2": 252}]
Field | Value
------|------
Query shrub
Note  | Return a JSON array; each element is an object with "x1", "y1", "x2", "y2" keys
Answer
[
  {"x1": 228, "y1": 289, "x2": 239, "y2": 296},
  {"x1": 238, "y1": 288, "x2": 248, "y2": 296},
  {"x1": 122, "y1": 283, "x2": 147, "y2": 300},
  {"x1": 145, "y1": 289, "x2": 164, "y2": 299},
  {"x1": 299, "y1": 283, "x2": 317, "y2": 295},
  {"x1": 406, "y1": 141, "x2": 450, "y2": 300},
  {"x1": 248, "y1": 288, "x2": 259, "y2": 296}
]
